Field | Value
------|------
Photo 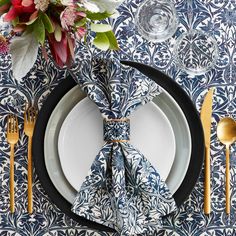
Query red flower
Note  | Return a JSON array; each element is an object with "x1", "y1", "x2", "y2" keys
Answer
[
  {"x1": 48, "y1": 31, "x2": 75, "y2": 68},
  {"x1": 4, "y1": 0, "x2": 36, "y2": 22}
]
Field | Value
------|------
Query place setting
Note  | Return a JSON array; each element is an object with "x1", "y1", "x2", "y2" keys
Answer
[
  {"x1": 31, "y1": 57, "x2": 205, "y2": 233},
  {"x1": 32, "y1": 58, "x2": 236, "y2": 233},
  {"x1": 0, "y1": 0, "x2": 235, "y2": 235}
]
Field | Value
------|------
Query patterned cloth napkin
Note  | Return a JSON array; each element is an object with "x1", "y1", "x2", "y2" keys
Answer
[{"x1": 71, "y1": 59, "x2": 177, "y2": 235}]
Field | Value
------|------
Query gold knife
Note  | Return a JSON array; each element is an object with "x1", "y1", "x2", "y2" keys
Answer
[{"x1": 200, "y1": 88, "x2": 214, "y2": 215}]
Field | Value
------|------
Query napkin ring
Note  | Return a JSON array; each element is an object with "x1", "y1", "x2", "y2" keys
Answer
[{"x1": 103, "y1": 118, "x2": 130, "y2": 142}]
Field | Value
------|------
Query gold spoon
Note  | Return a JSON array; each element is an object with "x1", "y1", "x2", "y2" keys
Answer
[{"x1": 217, "y1": 117, "x2": 236, "y2": 214}]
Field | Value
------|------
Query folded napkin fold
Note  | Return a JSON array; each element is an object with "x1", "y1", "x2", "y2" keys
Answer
[{"x1": 71, "y1": 59, "x2": 177, "y2": 235}]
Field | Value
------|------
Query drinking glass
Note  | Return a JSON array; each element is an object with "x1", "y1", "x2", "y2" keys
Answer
[
  {"x1": 174, "y1": 29, "x2": 219, "y2": 75},
  {"x1": 135, "y1": 0, "x2": 178, "y2": 42}
]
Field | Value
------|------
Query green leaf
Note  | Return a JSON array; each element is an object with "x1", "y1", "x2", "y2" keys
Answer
[
  {"x1": 12, "y1": 17, "x2": 19, "y2": 27},
  {"x1": 86, "y1": 11, "x2": 111, "y2": 20},
  {"x1": 0, "y1": 0, "x2": 10, "y2": 7},
  {"x1": 25, "y1": 17, "x2": 38, "y2": 25},
  {"x1": 41, "y1": 13, "x2": 54, "y2": 33},
  {"x1": 10, "y1": 32, "x2": 39, "y2": 80},
  {"x1": 33, "y1": 18, "x2": 45, "y2": 45},
  {"x1": 83, "y1": 32, "x2": 88, "y2": 44},
  {"x1": 54, "y1": 24, "x2": 62, "y2": 42},
  {"x1": 105, "y1": 30, "x2": 119, "y2": 50},
  {"x1": 91, "y1": 23, "x2": 112, "y2": 33},
  {"x1": 74, "y1": 18, "x2": 87, "y2": 27},
  {"x1": 77, "y1": 7, "x2": 86, "y2": 12},
  {"x1": 93, "y1": 32, "x2": 110, "y2": 50}
]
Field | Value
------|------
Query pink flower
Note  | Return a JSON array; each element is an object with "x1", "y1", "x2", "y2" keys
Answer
[
  {"x1": 0, "y1": 34, "x2": 9, "y2": 54},
  {"x1": 76, "y1": 27, "x2": 86, "y2": 40},
  {"x1": 60, "y1": 6, "x2": 86, "y2": 31},
  {"x1": 60, "y1": 6, "x2": 77, "y2": 30}
]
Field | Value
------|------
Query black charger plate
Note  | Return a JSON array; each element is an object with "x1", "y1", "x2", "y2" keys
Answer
[{"x1": 33, "y1": 61, "x2": 204, "y2": 232}]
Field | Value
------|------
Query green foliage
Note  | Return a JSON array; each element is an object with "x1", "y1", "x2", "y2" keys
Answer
[
  {"x1": 9, "y1": 32, "x2": 39, "y2": 80},
  {"x1": 86, "y1": 11, "x2": 112, "y2": 21},
  {"x1": 12, "y1": 17, "x2": 19, "y2": 27},
  {"x1": 33, "y1": 18, "x2": 45, "y2": 45},
  {"x1": 0, "y1": 0, "x2": 10, "y2": 7},
  {"x1": 25, "y1": 17, "x2": 38, "y2": 25},
  {"x1": 91, "y1": 23, "x2": 112, "y2": 32},
  {"x1": 105, "y1": 30, "x2": 119, "y2": 50},
  {"x1": 93, "y1": 32, "x2": 110, "y2": 50},
  {"x1": 93, "y1": 31, "x2": 119, "y2": 50},
  {"x1": 41, "y1": 13, "x2": 54, "y2": 33},
  {"x1": 54, "y1": 24, "x2": 62, "y2": 42},
  {"x1": 75, "y1": 18, "x2": 87, "y2": 27}
]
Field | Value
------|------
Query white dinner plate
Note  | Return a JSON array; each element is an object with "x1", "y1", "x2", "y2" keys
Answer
[
  {"x1": 58, "y1": 97, "x2": 176, "y2": 191},
  {"x1": 44, "y1": 85, "x2": 191, "y2": 203}
]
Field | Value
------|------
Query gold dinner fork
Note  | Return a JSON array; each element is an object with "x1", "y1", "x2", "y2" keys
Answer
[
  {"x1": 6, "y1": 114, "x2": 19, "y2": 213},
  {"x1": 24, "y1": 106, "x2": 37, "y2": 214}
]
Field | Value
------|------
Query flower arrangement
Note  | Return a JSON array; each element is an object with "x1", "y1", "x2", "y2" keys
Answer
[{"x1": 0, "y1": 0, "x2": 122, "y2": 79}]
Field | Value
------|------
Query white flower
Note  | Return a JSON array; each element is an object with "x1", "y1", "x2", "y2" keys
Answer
[
  {"x1": 60, "y1": 0, "x2": 73, "y2": 6},
  {"x1": 83, "y1": 0, "x2": 123, "y2": 13},
  {"x1": 82, "y1": 0, "x2": 100, "y2": 12},
  {"x1": 34, "y1": 0, "x2": 49, "y2": 11}
]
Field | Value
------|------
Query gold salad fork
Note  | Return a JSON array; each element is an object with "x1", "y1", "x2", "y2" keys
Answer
[
  {"x1": 24, "y1": 106, "x2": 37, "y2": 214},
  {"x1": 6, "y1": 114, "x2": 19, "y2": 213}
]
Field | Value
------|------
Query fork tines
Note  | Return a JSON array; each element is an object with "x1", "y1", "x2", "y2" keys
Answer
[
  {"x1": 7, "y1": 114, "x2": 18, "y2": 136},
  {"x1": 24, "y1": 106, "x2": 37, "y2": 123}
]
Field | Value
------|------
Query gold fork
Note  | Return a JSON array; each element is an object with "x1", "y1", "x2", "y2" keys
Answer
[
  {"x1": 24, "y1": 106, "x2": 37, "y2": 214},
  {"x1": 6, "y1": 114, "x2": 19, "y2": 213}
]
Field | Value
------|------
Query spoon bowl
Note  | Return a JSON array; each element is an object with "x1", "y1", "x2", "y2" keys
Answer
[{"x1": 217, "y1": 117, "x2": 236, "y2": 146}]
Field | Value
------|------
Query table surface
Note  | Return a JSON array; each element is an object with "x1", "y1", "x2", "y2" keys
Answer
[{"x1": 1, "y1": 0, "x2": 236, "y2": 235}]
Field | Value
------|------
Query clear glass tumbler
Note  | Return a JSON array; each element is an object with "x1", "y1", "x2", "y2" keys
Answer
[
  {"x1": 135, "y1": 0, "x2": 178, "y2": 42},
  {"x1": 174, "y1": 29, "x2": 219, "y2": 75}
]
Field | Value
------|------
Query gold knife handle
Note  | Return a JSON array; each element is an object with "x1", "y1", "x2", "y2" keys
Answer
[
  {"x1": 204, "y1": 146, "x2": 211, "y2": 214},
  {"x1": 226, "y1": 145, "x2": 230, "y2": 214}
]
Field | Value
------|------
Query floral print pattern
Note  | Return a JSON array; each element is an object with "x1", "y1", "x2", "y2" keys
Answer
[
  {"x1": 0, "y1": 0, "x2": 236, "y2": 235},
  {"x1": 71, "y1": 59, "x2": 177, "y2": 235}
]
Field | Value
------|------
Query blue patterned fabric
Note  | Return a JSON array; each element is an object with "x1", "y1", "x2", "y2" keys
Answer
[
  {"x1": 71, "y1": 59, "x2": 177, "y2": 235},
  {"x1": 1, "y1": 0, "x2": 236, "y2": 235}
]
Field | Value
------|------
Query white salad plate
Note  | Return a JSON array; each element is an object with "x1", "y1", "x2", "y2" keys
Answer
[
  {"x1": 44, "y1": 85, "x2": 191, "y2": 204},
  {"x1": 58, "y1": 96, "x2": 176, "y2": 191}
]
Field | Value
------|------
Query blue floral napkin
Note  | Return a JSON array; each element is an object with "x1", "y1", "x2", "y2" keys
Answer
[{"x1": 71, "y1": 59, "x2": 177, "y2": 235}]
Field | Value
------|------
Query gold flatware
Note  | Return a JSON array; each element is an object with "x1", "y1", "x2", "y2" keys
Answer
[
  {"x1": 6, "y1": 114, "x2": 19, "y2": 213},
  {"x1": 217, "y1": 117, "x2": 236, "y2": 214},
  {"x1": 200, "y1": 88, "x2": 214, "y2": 215},
  {"x1": 24, "y1": 106, "x2": 37, "y2": 214}
]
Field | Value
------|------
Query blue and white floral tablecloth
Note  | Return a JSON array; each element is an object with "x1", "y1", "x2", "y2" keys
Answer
[{"x1": 1, "y1": 0, "x2": 236, "y2": 235}]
